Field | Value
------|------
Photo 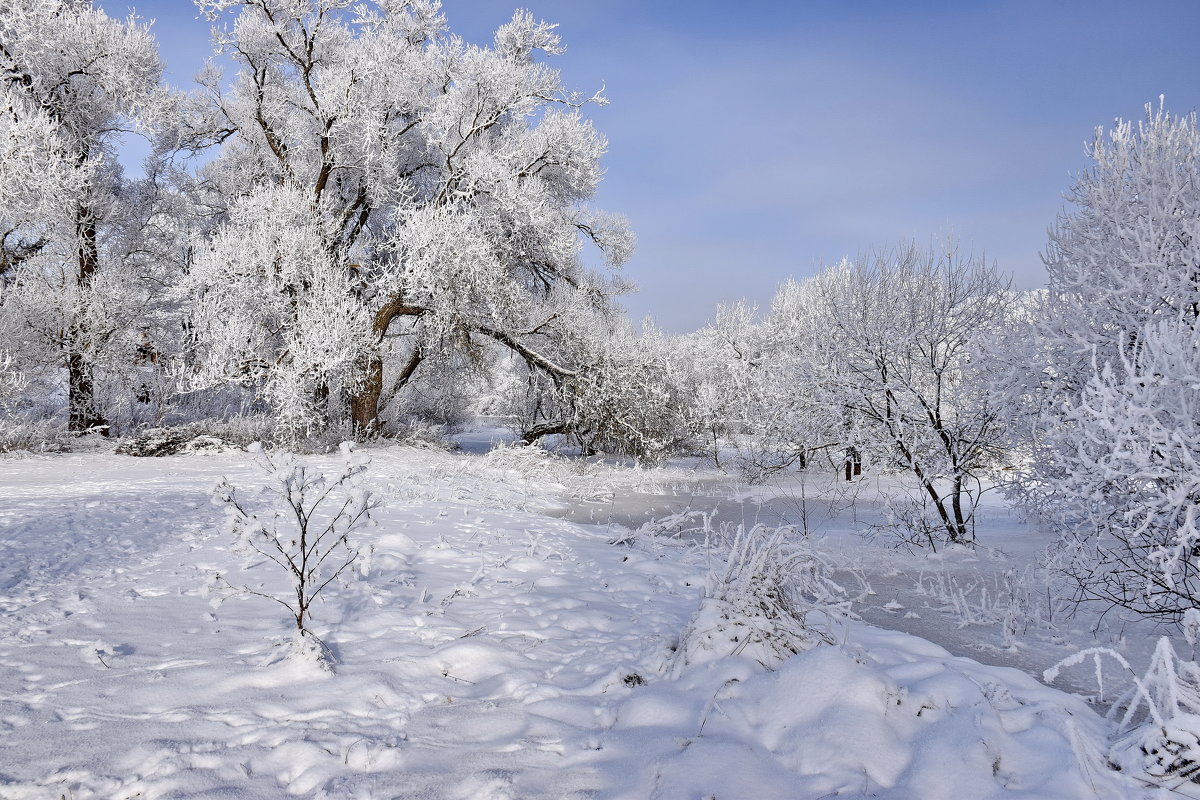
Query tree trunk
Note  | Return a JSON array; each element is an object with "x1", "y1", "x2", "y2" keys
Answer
[
  {"x1": 346, "y1": 295, "x2": 425, "y2": 435},
  {"x1": 66, "y1": 206, "x2": 106, "y2": 435},
  {"x1": 67, "y1": 350, "x2": 105, "y2": 433},
  {"x1": 920, "y1": 481, "x2": 959, "y2": 544},
  {"x1": 350, "y1": 345, "x2": 424, "y2": 436},
  {"x1": 312, "y1": 381, "x2": 331, "y2": 433},
  {"x1": 950, "y1": 475, "x2": 970, "y2": 544},
  {"x1": 843, "y1": 447, "x2": 861, "y2": 481},
  {"x1": 521, "y1": 420, "x2": 569, "y2": 444},
  {"x1": 350, "y1": 354, "x2": 384, "y2": 435}
]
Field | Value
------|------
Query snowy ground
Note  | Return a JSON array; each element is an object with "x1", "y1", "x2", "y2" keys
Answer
[{"x1": 0, "y1": 439, "x2": 1174, "y2": 798}]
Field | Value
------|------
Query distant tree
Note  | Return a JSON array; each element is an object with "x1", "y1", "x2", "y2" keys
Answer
[
  {"x1": 678, "y1": 302, "x2": 763, "y2": 468},
  {"x1": 764, "y1": 242, "x2": 1011, "y2": 544},
  {"x1": 0, "y1": 0, "x2": 163, "y2": 433},
  {"x1": 688, "y1": 298, "x2": 837, "y2": 479},
  {"x1": 1019, "y1": 102, "x2": 1200, "y2": 620},
  {"x1": 184, "y1": 0, "x2": 633, "y2": 441}
]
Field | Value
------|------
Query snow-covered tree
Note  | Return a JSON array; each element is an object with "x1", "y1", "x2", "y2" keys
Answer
[
  {"x1": 185, "y1": 185, "x2": 373, "y2": 441},
  {"x1": 554, "y1": 316, "x2": 701, "y2": 463},
  {"x1": 681, "y1": 301, "x2": 763, "y2": 467},
  {"x1": 184, "y1": 0, "x2": 633, "y2": 440},
  {"x1": 1040, "y1": 100, "x2": 1200, "y2": 398},
  {"x1": 1042, "y1": 320, "x2": 1200, "y2": 618},
  {"x1": 0, "y1": 0, "x2": 163, "y2": 433},
  {"x1": 1021, "y1": 102, "x2": 1200, "y2": 620},
  {"x1": 485, "y1": 304, "x2": 701, "y2": 463},
  {"x1": 687, "y1": 298, "x2": 838, "y2": 478},
  {"x1": 762, "y1": 243, "x2": 1011, "y2": 543}
]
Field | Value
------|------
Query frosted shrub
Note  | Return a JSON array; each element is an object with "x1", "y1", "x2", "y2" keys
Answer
[
  {"x1": 481, "y1": 441, "x2": 567, "y2": 481},
  {"x1": 1020, "y1": 103, "x2": 1200, "y2": 621},
  {"x1": 0, "y1": 415, "x2": 65, "y2": 454},
  {"x1": 1046, "y1": 626, "x2": 1200, "y2": 784},
  {"x1": 1030, "y1": 318, "x2": 1200, "y2": 621},
  {"x1": 875, "y1": 493, "x2": 960, "y2": 553},
  {"x1": 0, "y1": 354, "x2": 45, "y2": 451},
  {"x1": 673, "y1": 525, "x2": 854, "y2": 672},
  {"x1": 386, "y1": 418, "x2": 457, "y2": 451},
  {"x1": 0, "y1": 351, "x2": 75, "y2": 452},
  {"x1": 214, "y1": 442, "x2": 380, "y2": 650}
]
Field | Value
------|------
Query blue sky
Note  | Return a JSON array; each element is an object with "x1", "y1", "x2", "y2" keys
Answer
[{"x1": 100, "y1": 0, "x2": 1200, "y2": 331}]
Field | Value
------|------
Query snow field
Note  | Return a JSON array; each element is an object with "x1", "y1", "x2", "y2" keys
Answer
[{"x1": 0, "y1": 447, "x2": 1152, "y2": 798}]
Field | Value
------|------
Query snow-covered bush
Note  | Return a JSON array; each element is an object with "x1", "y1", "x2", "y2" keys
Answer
[
  {"x1": 0, "y1": 413, "x2": 67, "y2": 454},
  {"x1": 1032, "y1": 318, "x2": 1200, "y2": 620},
  {"x1": 1019, "y1": 101, "x2": 1200, "y2": 621},
  {"x1": 0, "y1": 352, "x2": 77, "y2": 452},
  {"x1": 481, "y1": 441, "x2": 569, "y2": 482},
  {"x1": 114, "y1": 425, "x2": 237, "y2": 457},
  {"x1": 915, "y1": 565, "x2": 1063, "y2": 647},
  {"x1": 674, "y1": 525, "x2": 854, "y2": 672},
  {"x1": 1047, "y1": 627, "x2": 1200, "y2": 784},
  {"x1": 213, "y1": 442, "x2": 380, "y2": 651}
]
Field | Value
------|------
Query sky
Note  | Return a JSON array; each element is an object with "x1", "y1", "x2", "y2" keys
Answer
[{"x1": 99, "y1": 0, "x2": 1200, "y2": 331}]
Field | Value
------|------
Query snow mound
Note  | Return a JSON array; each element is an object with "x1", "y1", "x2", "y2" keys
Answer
[
  {"x1": 673, "y1": 525, "x2": 850, "y2": 672},
  {"x1": 604, "y1": 625, "x2": 1129, "y2": 799}
]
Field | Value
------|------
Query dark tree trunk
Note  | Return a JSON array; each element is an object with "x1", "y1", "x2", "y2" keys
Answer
[
  {"x1": 521, "y1": 420, "x2": 569, "y2": 445},
  {"x1": 843, "y1": 447, "x2": 861, "y2": 481},
  {"x1": 346, "y1": 296, "x2": 425, "y2": 434},
  {"x1": 66, "y1": 207, "x2": 107, "y2": 435},
  {"x1": 312, "y1": 381, "x2": 331, "y2": 432},
  {"x1": 350, "y1": 354, "x2": 385, "y2": 435},
  {"x1": 950, "y1": 475, "x2": 970, "y2": 544},
  {"x1": 67, "y1": 350, "x2": 105, "y2": 433}
]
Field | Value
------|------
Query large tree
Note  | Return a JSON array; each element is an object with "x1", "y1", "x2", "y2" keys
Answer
[
  {"x1": 0, "y1": 0, "x2": 163, "y2": 433},
  {"x1": 185, "y1": 0, "x2": 632, "y2": 440}
]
